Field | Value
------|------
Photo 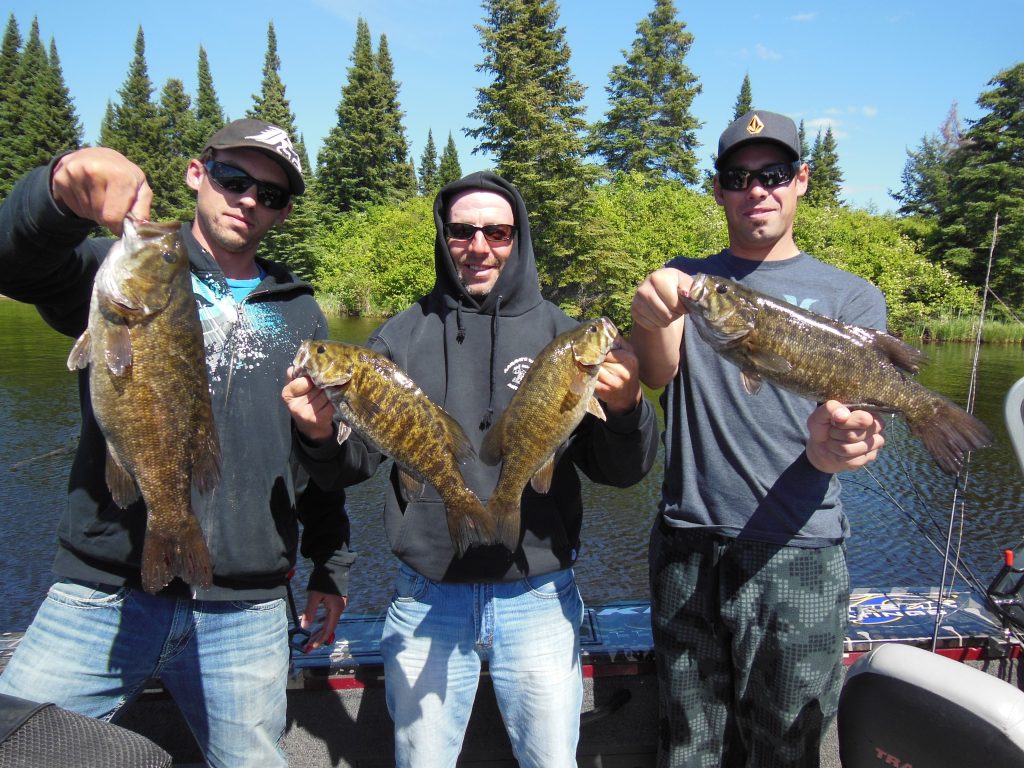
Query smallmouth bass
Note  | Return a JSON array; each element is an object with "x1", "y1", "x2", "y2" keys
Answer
[
  {"x1": 481, "y1": 318, "x2": 619, "y2": 546},
  {"x1": 67, "y1": 216, "x2": 219, "y2": 593},
  {"x1": 682, "y1": 272, "x2": 993, "y2": 474},
  {"x1": 291, "y1": 340, "x2": 498, "y2": 556}
]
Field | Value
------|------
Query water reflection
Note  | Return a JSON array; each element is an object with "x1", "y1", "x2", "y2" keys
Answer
[{"x1": 1, "y1": 300, "x2": 1022, "y2": 631}]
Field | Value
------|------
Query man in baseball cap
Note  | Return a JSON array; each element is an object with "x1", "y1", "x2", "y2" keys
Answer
[
  {"x1": 204, "y1": 117, "x2": 305, "y2": 195},
  {"x1": 715, "y1": 109, "x2": 801, "y2": 170}
]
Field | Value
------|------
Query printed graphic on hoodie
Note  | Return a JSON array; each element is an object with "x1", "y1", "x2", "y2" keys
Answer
[{"x1": 192, "y1": 274, "x2": 285, "y2": 383}]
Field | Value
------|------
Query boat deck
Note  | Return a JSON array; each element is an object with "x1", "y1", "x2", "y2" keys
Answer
[{"x1": 2, "y1": 587, "x2": 1020, "y2": 766}]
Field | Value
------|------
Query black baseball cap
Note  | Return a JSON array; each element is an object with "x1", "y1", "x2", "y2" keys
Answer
[
  {"x1": 203, "y1": 118, "x2": 305, "y2": 195},
  {"x1": 715, "y1": 110, "x2": 800, "y2": 170}
]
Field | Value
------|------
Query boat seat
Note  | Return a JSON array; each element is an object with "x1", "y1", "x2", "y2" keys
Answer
[
  {"x1": 837, "y1": 643, "x2": 1024, "y2": 768},
  {"x1": 1005, "y1": 376, "x2": 1024, "y2": 477}
]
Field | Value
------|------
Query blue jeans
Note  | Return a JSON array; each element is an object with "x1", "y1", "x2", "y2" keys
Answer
[
  {"x1": 381, "y1": 565, "x2": 584, "y2": 768},
  {"x1": 0, "y1": 580, "x2": 289, "y2": 768}
]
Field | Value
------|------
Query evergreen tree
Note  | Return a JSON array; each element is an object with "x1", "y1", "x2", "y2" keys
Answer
[
  {"x1": 376, "y1": 34, "x2": 416, "y2": 202},
  {"x1": 190, "y1": 45, "x2": 225, "y2": 155},
  {"x1": 587, "y1": 0, "x2": 702, "y2": 184},
  {"x1": 468, "y1": 0, "x2": 596, "y2": 293},
  {"x1": 798, "y1": 119, "x2": 811, "y2": 162},
  {"x1": 18, "y1": 34, "x2": 82, "y2": 177},
  {"x1": 732, "y1": 73, "x2": 752, "y2": 119},
  {"x1": 437, "y1": 132, "x2": 462, "y2": 187},
  {"x1": 7, "y1": 18, "x2": 48, "y2": 192},
  {"x1": 892, "y1": 103, "x2": 962, "y2": 218},
  {"x1": 317, "y1": 17, "x2": 389, "y2": 213},
  {"x1": 939, "y1": 63, "x2": 1024, "y2": 307},
  {"x1": 418, "y1": 128, "x2": 439, "y2": 195},
  {"x1": 99, "y1": 27, "x2": 163, "y2": 197},
  {"x1": 247, "y1": 21, "x2": 318, "y2": 280},
  {"x1": 0, "y1": 14, "x2": 23, "y2": 197},
  {"x1": 153, "y1": 78, "x2": 196, "y2": 220},
  {"x1": 805, "y1": 127, "x2": 843, "y2": 208}
]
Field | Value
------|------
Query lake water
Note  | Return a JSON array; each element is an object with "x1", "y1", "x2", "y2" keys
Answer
[{"x1": 2, "y1": 300, "x2": 1024, "y2": 631}]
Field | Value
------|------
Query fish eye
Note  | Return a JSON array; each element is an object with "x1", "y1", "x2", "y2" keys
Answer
[
  {"x1": 715, "y1": 284, "x2": 728, "y2": 294},
  {"x1": 316, "y1": 344, "x2": 326, "y2": 354},
  {"x1": 161, "y1": 250, "x2": 176, "y2": 264}
]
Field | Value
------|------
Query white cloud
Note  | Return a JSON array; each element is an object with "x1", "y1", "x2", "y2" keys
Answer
[
  {"x1": 791, "y1": 13, "x2": 817, "y2": 22},
  {"x1": 862, "y1": 106, "x2": 879, "y2": 118},
  {"x1": 755, "y1": 43, "x2": 783, "y2": 61}
]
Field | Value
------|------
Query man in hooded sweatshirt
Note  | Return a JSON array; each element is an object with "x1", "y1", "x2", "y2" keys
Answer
[{"x1": 366, "y1": 171, "x2": 659, "y2": 767}]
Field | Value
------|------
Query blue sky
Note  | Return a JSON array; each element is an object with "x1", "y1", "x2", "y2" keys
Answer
[{"x1": 8, "y1": 1, "x2": 1022, "y2": 212}]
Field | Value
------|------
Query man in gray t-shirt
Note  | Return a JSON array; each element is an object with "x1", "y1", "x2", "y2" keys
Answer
[{"x1": 630, "y1": 110, "x2": 887, "y2": 768}]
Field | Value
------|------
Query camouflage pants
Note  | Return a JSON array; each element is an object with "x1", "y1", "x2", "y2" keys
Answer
[{"x1": 649, "y1": 520, "x2": 848, "y2": 768}]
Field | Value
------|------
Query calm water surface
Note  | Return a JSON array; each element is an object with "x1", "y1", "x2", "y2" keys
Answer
[{"x1": 2, "y1": 300, "x2": 1023, "y2": 630}]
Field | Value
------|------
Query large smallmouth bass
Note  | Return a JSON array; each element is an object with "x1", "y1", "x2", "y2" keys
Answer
[
  {"x1": 681, "y1": 272, "x2": 993, "y2": 474},
  {"x1": 481, "y1": 318, "x2": 619, "y2": 546},
  {"x1": 67, "y1": 216, "x2": 220, "y2": 593},
  {"x1": 291, "y1": 340, "x2": 498, "y2": 556}
]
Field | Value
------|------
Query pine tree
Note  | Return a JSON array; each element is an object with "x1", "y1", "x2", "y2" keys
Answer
[
  {"x1": 190, "y1": 45, "x2": 225, "y2": 155},
  {"x1": 247, "y1": 21, "x2": 319, "y2": 280},
  {"x1": 153, "y1": 78, "x2": 196, "y2": 220},
  {"x1": 376, "y1": 34, "x2": 416, "y2": 202},
  {"x1": 587, "y1": 0, "x2": 702, "y2": 184},
  {"x1": 468, "y1": 0, "x2": 596, "y2": 292},
  {"x1": 317, "y1": 17, "x2": 388, "y2": 213},
  {"x1": 437, "y1": 132, "x2": 462, "y2": 187},
  {"x1": 891, "y1": 103, "x2": 962, "y2": 218},
  {"x1": 418, "y1": 128, "x2": 439, "y2": 195},
  {"x1": 805, "y1": 127, "x2": 843, "y2": 208},
  {"x1": 99, "y1": 27, "x2": 163, "y2": 200},
  {"x1": 939, "y1": 63, "x2": 1024, "y2": 307},
  {"x1": 798, "y1": 119, "x2": 811, "y2": 162},
  {"x1": 7, "y1": 18, "x2": 48, "y2": 192},
  {"x1": 0, "y1": 14, "x2": 23, "y2": 197},
  {"x1": 17, "y1": 34, "x2": 82, "y2": 179},
  {"x1": 732, "y1": 73, "x2": 752, "y2": 119}
]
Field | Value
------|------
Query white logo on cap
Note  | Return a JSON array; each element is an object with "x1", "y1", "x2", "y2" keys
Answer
[{"x1": 245, "y1": 126, "x2": 302, "y2": 173}]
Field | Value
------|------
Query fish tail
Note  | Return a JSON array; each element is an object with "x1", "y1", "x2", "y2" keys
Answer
[
  {"x1": 141, "y1": 518, "x2": 213, "y2": 594},
  {"x1": 446, "y1": 492, "x2": 500, "y2": 557},
  {"x1": 907, "y1": 397, "x2": 995, "y2": 474},
  {"x1": 488, "y1": 495, "x2": 522, "y2": 554}
]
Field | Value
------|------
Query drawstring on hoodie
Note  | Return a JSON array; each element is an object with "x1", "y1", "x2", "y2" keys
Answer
[
  {"x1": 479, "y1": 295, "x2": 502, "y2": 431},
  {"x1": 455, "y1": 303, "x2": 466, "y2": 343}
]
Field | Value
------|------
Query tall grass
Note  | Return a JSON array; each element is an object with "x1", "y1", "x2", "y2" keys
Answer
[{"x1": 902, "y1": 317, "x2": 1024, "y2": 344}]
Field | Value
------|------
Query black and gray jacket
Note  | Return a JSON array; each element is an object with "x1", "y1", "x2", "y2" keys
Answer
[
  {"x1": 368, "y1": 172, "x2": 659, "y2": 582},
  {"x1": 0, "y1": 160, "x2": 375, "y2": 600}
]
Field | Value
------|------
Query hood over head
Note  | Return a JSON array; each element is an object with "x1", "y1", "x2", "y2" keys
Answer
[{"x1": 430, "y1": 171, "x2": 543, "y2": 316}]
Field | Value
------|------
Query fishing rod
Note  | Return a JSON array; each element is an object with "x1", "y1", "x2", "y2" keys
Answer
[{"x1": 931, "y1": 213, "x2": 1000, "y2": 651}]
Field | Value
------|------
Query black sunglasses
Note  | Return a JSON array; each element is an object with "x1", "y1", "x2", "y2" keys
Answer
[
  {"x1": 719, "y1": 160, "x2": 802, "y2": 192},
  {"x1": 444, "y1": 222, "x2": 516, "y2": 243},
  {"x1": 203, "y1": 160, "x2": 291, "y2": 210}
]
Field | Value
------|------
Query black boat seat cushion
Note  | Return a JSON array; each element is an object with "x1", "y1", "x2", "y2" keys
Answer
[{"x1": 838, "y1": 643, "x2": 1024, "y2": 768}]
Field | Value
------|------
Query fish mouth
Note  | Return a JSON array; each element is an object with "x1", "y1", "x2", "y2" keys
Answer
[{"x1": 684, "y1": 273, "x2": 708, "y2": 306}]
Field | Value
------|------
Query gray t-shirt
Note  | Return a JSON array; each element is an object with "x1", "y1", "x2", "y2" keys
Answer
[{"x1": 659, "y1": 249, "x2": 887, "y2": 547}]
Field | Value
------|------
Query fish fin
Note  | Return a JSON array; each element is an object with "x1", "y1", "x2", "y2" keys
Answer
[
  {"x1": 438, "y1": 411, "x2": 478, "y2": 465},
  {"x1": 586, "y1": 396, "x2": 607, "y2": 421},
  {"x1": 448, "y1": 492, "x2": 502, "y2": 556},
  {"x1": 872, "y1": 333, "x2": 927, "y2": 374},
  {"x1": 105, "y1": 449, "x2": 139, "y2": 508},
  {"x1": 740, "y1": 370, "x2": 763, "y2": 395},
  {"x1": 529, "y1": 454, "x2": 557, "y2": 495},
  {"x1": 343, "y1": 390, "x2": 384, "y2": 424},
  {"x1": 67, "y1": 331, "x2": 92, "y2": 370},
  {"x1": 746, "y1": 348, "x2": 793, "y2": 376},
  {"x1": 569, "y1": 369, "x2": 594, "y2": 396},
  {"x1": 140, "y1": 515, "x2": 213, "y2": 594},
  {"x1": 479, "y1": 413, "x2": 507, "y2": 465},
  {"x1": 102, "y1": 325, "x2": 133, "y2": 376},
  {"x1": 488, "y1": 496, "x2": 521, "y2": 553},
  {"x1": 398, "y1": 469, "x2": 426, "y2": 502},
  {"x1": 192, "y1": 423, "x2": 221, "y2": 495},
  {"x1": 907, "y1": 397, "x2": 995, "y2": 474}
]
